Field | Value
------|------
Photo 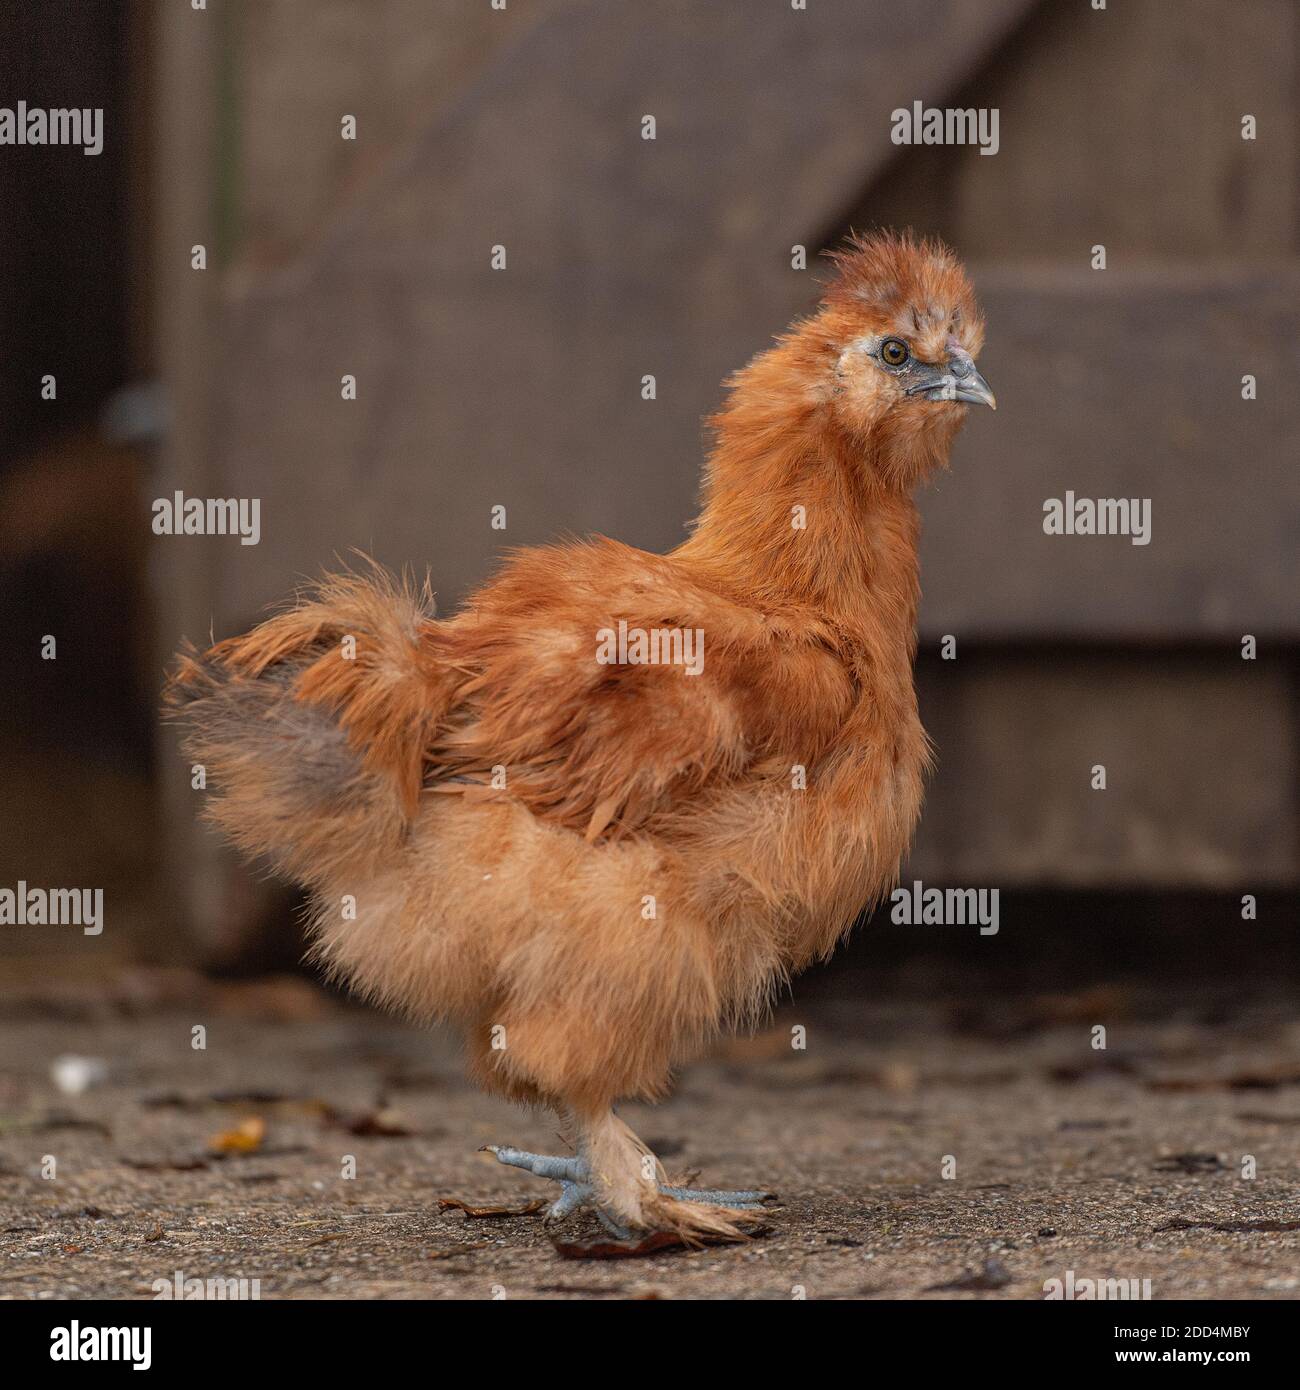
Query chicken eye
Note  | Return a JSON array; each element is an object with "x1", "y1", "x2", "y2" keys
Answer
[{"x1": 880, "y1": 338, "x2": 910, "y2": 368}]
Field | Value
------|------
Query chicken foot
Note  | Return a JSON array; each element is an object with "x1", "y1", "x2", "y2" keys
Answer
[{"x1": 481, "y1": 1143, "x2": 773, "y2": 1237}]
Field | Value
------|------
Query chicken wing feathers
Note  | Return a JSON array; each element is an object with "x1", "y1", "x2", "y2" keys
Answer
[{"x1": 428, "y1": 537, "x2": 856, "y2": 840}]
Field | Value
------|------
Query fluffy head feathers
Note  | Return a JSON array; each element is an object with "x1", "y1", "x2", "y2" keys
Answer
[{"x1": 823, "y1": 228, "x2": 984, "y2": 362}]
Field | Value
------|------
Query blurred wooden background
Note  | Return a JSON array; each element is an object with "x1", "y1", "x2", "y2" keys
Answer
[{"x1": 2, "y1": 0, "x2": 1296, "y2": 968}]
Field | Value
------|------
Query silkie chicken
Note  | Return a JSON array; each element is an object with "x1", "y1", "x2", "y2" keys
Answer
[{"x1": 166, "y1": 231, "x2": 994, "y2": 1242}]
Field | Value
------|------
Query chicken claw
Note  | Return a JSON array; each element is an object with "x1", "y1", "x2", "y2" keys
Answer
[
  {"x1": 481, "y1": 1144, "x2": 774, "y2": 1238},
  {"x1": 481, "y1": 1144, "x2": 627, "y2": 1235}
]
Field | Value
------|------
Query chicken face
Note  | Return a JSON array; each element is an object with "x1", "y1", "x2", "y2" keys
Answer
[
  {"x1": 846, "y1": 329, "x2": 995, "y2": 411},
  {"x1": 819, "y1": 231, "x2": 993, "y2": 483}
]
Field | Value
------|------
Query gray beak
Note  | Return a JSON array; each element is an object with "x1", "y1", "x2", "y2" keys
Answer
[
  {"x1": 951, "y1": 365, "x2": 996, "y2": 410},
  {"x1": 905, "y1": 348, "x2": 997, "y2": 410}
]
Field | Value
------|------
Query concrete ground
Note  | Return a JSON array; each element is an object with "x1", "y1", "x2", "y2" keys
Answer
[{"x1": 2, "y1": 972, "x2": 1299, "y2": 1300}]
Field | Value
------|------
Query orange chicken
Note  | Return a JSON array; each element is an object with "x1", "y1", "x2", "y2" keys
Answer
[{"x1": 167, "y1": 231, "x2": 994, "y2": 1240}]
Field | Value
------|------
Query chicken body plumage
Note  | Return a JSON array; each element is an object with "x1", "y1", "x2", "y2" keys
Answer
[{"x1": 167, "y1": 231, "x2": 991, "y2": 1238}]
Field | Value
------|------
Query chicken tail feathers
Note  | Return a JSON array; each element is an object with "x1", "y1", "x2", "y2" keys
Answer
[{"x1": 164, "y1": 562, "x2": 446, "y2": 887}]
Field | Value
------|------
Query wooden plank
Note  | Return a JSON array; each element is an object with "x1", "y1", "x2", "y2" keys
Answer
[
  {"x1": 910, "y1": 656, "x2": 1297, "y2": 887},
  {"x1": 863, "y1": 0, "x2": 1297, "y2": 258},
  {"x1": 918, "y1": 266, "x2": 1300, "y2": 640},
  {"x1": 234, "y1": 0, "x2": 533, "y2": 258}
]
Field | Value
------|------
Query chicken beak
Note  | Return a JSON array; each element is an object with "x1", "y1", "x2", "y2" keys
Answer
[
  {"x1": 905, "y1": 351, "x2": 997, "y2": 410},
  {"x1": 953, "y1": 365, "x2": 996, "y2": 410},
  {"x1": 945, "y1": 342, "x2": 996, "y2": 409}
]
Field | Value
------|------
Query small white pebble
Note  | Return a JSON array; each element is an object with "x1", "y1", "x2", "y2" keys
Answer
[{"x1": 50, "y1": 1055, "x2": 108, "y2": 1096}]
